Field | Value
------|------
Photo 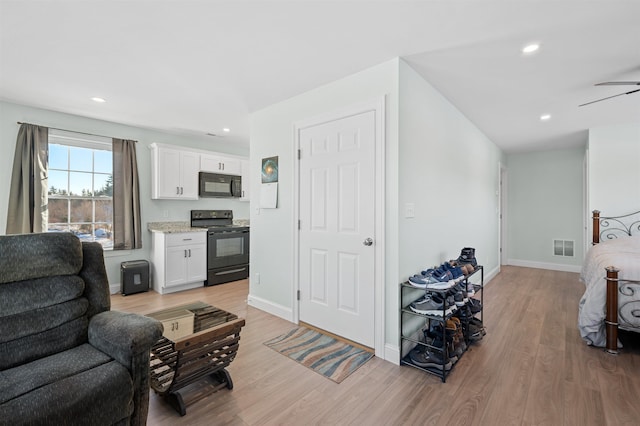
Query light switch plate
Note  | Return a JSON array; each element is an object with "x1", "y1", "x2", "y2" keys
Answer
[{"x1": 405, "y1": 203, "x2": 415, "y2": 218}]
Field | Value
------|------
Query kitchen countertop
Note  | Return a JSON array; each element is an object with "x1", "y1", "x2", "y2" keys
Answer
[
  {"x1": 147, "y1": 222, "x2": 206, "y2": 233},
  {"x1": 148, "y1": 220, "x2": 250, "y2": 233}
]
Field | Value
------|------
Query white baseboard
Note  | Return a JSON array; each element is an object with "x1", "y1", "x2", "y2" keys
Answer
[
  {"x1": 247, "y1": 294, "x2": 294, "y2": 322},
  {"x1": 384, "y1": 343, "x2": 400, "y2": 365},
  {"x1": 110, "y1": 283, "x2": 120, "y2": 294},
  {"x1": 507, "y1": 259, "x2": 581, "y2": 273}
]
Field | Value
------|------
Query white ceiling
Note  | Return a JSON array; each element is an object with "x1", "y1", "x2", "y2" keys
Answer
[{"x1": 1, "y1": 0, "x2": 639, "y2": 153}]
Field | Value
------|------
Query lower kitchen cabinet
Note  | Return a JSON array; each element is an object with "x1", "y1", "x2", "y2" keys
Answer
[{"x1": 151, "y1": 231, "x2": 207, "y2": 294}]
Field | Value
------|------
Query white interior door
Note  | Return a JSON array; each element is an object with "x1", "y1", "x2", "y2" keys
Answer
[{"x1": 298, "y1": 110, "x2": 376, "y2": 348}]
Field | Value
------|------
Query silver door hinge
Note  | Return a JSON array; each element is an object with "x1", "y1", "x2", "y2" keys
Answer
[
  {"x1": 298, "y1": 220, "x2": 301, "y2": 230},
  {"x1": 297, "y1": 290, "x2": 301, "y2": 301},
  {"x1": 298, "y1": 149, "x2": 301, "y2": 160}
]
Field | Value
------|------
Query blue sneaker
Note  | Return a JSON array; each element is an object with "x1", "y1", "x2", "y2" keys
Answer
[
  {"x1": 422, "y1": 268, "x2": 456, "y2": 287},
  {"x1": 409, "y1": 274, "x2": 453, "y2": 290},
  {"x1": 441, "y1": 262, "x2": 465, "y2": 282},
  {"x1": 408, "y1": 274, "x2": 439, "y2": 289}
]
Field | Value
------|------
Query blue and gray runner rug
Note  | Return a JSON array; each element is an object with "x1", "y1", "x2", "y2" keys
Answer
[{"x1": 264, "y1": 327, "x2": 373, "y2": 383}]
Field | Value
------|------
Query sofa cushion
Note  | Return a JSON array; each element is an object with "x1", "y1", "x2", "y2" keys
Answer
[
  {"x1": 0, "y1": 316, "x2": 88, "y2": 370},
  {"x1": 79, "y1": 241, "x2": 111, "y2": 318},
  {"x1": 1, "y1": 298, "x2": 89, "y2": 343},
  {"x1": 0, "y1": 275, "x2": 85, "y2": 317},
  {"x1": 0, "y1": 344, "x2": 134, "y2": 425},
  {"x1": 0, "y1": 233, "x2": 83, "y2": 284}
]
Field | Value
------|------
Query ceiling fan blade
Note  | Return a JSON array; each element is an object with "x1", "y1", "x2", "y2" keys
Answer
[
  {"x1": 595, "y1": 81, "x2": 640, "y2": 86},
  {"x1": 579, "y1": 88, "x2": 640, "y2": 107}
]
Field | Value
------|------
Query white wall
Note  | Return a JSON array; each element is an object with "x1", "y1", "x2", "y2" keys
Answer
[
  {"x1": 506, "y1": 148, "x2": 585, "y2": 271},
  {"x1": 248, "y1": 58, "x2": 400, "y2": 345},
  {"x1": 0, "y1": 101, "x2": 249, "y2": 288},
  {"x1": 588, "y1": 123, "x2": 640, "y2": 216},
  {"x1": 249, "y1": 58, "x2": 504, "y2": 358},
  {"x1": 398, "y1": 60, "x2": 504, "y2": 277}
]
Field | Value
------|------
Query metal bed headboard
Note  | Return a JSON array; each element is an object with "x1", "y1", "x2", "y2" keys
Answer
[{"x1": 592, "y1": 209, "x2": 640, "y2": 245}]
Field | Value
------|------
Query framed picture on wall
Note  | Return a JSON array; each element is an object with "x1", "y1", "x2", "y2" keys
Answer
[{"x1": 261, "y1": 156, "x2": 279, "y2": 183}]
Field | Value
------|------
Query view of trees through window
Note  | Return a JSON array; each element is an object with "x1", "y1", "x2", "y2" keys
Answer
[{"x1": 47, "y1": 141, "x2": 114, "y2": 249}]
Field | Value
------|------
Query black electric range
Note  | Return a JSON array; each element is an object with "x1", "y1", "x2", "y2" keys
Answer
[{"x1": 191, "y1": 210, "x2": 249, "y2": 285}]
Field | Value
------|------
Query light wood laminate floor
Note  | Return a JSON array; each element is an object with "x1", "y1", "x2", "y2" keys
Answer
[{"x1": 111, "y1": 266, "x2": 640, "y2": 425}]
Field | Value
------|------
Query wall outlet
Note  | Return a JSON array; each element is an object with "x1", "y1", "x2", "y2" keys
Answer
[{"x1": 254, "y1": 272, "x2": 260, "y2": 285}]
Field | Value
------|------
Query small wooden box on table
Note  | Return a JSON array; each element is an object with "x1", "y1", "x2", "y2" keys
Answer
[{"x1": 146, "y1": 301, "x2": 245, "y2": 416}]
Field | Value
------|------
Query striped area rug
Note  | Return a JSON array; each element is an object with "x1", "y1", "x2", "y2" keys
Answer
[{"x1": 264, "y1": 327, "x2": 374, "y2": 383}]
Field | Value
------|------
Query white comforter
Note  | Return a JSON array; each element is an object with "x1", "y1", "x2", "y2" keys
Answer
[{"x1": 578, "y1": 235, "x2": 640, "y2": 347}]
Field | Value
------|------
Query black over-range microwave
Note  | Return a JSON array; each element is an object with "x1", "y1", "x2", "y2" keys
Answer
[{"x1": 199, "y1": 172, "x2": 242, "y2": 198}]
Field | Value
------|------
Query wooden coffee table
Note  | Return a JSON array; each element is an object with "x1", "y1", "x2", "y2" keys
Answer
[{"x1": 146, "y1": 301, "x2": 245, "y2": 416}]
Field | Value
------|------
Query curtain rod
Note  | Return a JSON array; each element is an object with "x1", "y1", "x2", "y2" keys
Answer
[{"x1": 16, "y1": 121, "x2": 137, "y2": 142}]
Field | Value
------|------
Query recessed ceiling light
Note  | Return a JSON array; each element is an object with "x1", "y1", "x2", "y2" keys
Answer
[
  {"x1": 91, "y1": 97, "x2": 106, "y2": 103},
  {"x1": 522, "y1": 43, "x2": 540, "y2": 54},
  {"x1": 223, "y1": 128, "x2": 230, "y2": 132},
  {"x1": 540, "y1": 114, "x2": 551, "y2": 121}
]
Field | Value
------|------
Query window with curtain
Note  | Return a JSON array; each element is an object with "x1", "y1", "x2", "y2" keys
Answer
[
  {"x1": 47, "y1": 130, "x2": 114, "y2": 249},
  {"x1": 8, "y1": 124, "x2": 141, "y2": 249}
]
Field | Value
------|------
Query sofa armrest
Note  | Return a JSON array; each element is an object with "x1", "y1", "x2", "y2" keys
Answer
[
  {"x1": 88, "y1": 311, "x2": 163, "y2": 368},
  {"x1": 89, "y1": 311, "x2": 163, "y2": 426}
]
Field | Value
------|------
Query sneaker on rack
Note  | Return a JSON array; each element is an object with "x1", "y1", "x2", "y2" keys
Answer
[
  {"x1": 456, "y1": 304, "x2": 473, "y2": 321},
  {"x1": 427, "y1": 322, "x2": 457, "y2": 345},
  {"x1": 423, "y1": 334, "x2": 458, "y2": 364},
  {"x1": 409, "y1": 273, "x2": 454, "y2": 290},
  {"x1": 469, "y1": 317, "x2": 487, "y2": 335},
  {"x1": 454, "y1": 281, "x2": 469, "y2": 303},
  {"x1": 466, "y1": 281, "x2": 476, "y2": 296},
  {"x1": 441, "y1": 262, "x2": 465, "y2": 282},
  {"x1": 452, "y1": 290, "x2": 465, "y2": 307},
  {"x1": 421, "y1": 268, "x2": 456, "y2": 288},
  {"x1": 409, "y1": 295, "x2": 452, "y2": 316},
  {"x1": 468, "y1": 298, "x2": 482, "y2": 314},
  {"x1": 468, "y1": 323, "x2": 484, "y2": 342},
  {"x1": 431, "y1": 293, "x2": 456, "y2": 313},
  {"x1": 457, "y1": 247, "x2": 478, "y2": 267},
  {"x1": 408, "y1": 347, "x2": 452, "y2": 370}
]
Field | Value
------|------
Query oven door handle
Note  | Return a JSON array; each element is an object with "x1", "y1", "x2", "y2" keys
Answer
[
  {"x1": 216, "y1": 267, "x2": 248, "y2": 275},
  {"x1": 208, "y1": 230, "x2": 249, "y2": 235}
]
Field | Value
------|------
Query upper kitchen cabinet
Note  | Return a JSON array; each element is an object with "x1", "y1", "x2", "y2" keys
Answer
[
  {"x1": 240, "y1": 159, "x2": 250, "y2": 201},
  {"x1": 150, "y1": 143, "x2": 199, "y2": 200},
  {"x1": 200, "y1": 154, "x2": 241, "y2": 175}
]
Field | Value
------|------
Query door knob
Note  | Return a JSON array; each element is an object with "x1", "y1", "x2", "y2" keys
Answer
[{"x1": 363, "y1": 238, "x2": 373, "y2": 246}]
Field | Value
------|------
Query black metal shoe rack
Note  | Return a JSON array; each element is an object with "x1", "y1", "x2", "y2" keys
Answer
[{"x1": 399, "y1": 266, "x2": 484, "y2": 383}]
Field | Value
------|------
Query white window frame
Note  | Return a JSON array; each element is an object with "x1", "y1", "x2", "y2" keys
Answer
[{"x1": 47, "y1": 129, "x2": 113, "y2": 249}]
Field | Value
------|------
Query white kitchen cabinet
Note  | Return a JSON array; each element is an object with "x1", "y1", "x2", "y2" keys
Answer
[
  {"x1": 150, "y1": 144, "x2": 199, "y2": 200},
  {"x1": 240, "y1": 159, "x2": 250, "y2": 201},
  {"x1": 151, "y1": 231, "x2": 207, "y2": 294},
  {"x1": 200, "y1": 154, "x2": 242, "y2": 175}
]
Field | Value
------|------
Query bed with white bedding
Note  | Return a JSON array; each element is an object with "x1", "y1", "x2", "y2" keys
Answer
[{"x1": 578, "y1": 210, "x2": 640, "y2": 352}]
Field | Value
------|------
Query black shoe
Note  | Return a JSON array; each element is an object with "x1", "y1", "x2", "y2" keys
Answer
[
  {"x1": 409, "y1": 347, "x2": 452, "y2": 370},
  {"x1": 457, "y1": 247, "x2": 477, "y2": 267},
  {"x1": 468, "y1": 298, "x2": 482, "y2": 314}
]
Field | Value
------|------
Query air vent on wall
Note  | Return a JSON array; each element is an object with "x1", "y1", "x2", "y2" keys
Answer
[{"x1": 553, "y1": 239, "x2": 574, "y2": 257}]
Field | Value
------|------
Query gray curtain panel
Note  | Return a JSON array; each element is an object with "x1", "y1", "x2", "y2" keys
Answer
[
  {"x1": 112, "y1": 138, "x2": 142, "y2": 250},
  {"x1": 6, "y1": 124, "x2": 49, "y2": 234}
]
